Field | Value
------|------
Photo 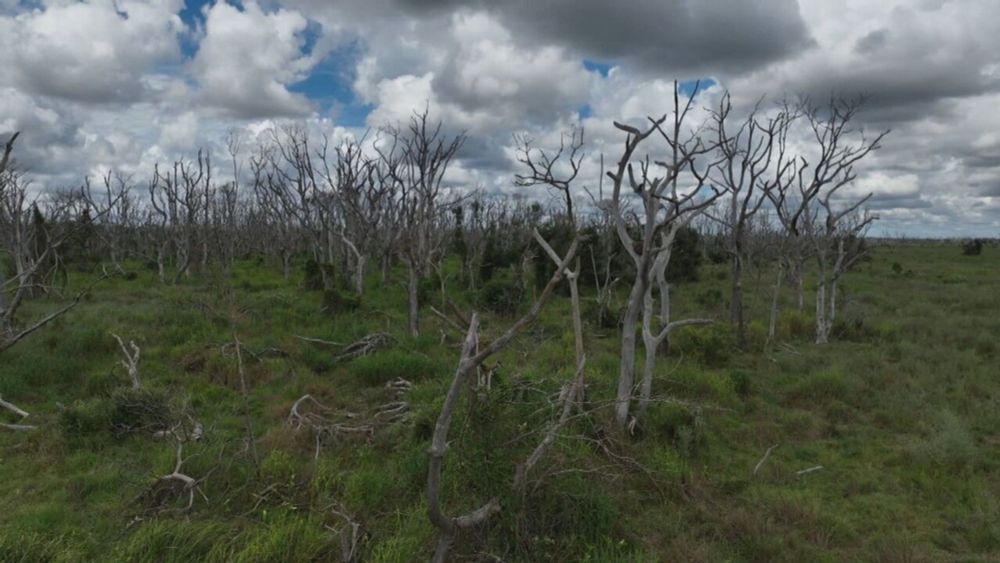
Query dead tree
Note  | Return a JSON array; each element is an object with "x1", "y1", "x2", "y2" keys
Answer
[
  {"x1": 0, "y1": 132, "x2": 105, "y2": 429},
  {"x1": 604, "y1": 82, "x2": 722, "y2": 427},
  {"x1": 318, "y1": 133, "x2": 379, "y2": 295},
  {"x1": 80, "y1": 171, "x2": 132, "y2": 274},
  {"x1": 250, "y1": 143, "x2": 303, "y2": 279},
  {"x1": 378, "y1": 109, "x2": 465, "y2": 336},
  {"x1": 427, "y1": 237, "x2": 580, "y2": 562},
  {"x1": 112, "y1": 333, "x2": 142, "y2": 389},
  {"x1": 767, "y1": 96, "x2": 887, "y2": 344},
  {"x1": 515, "y1": 127, "x2": 587, "y2": 395},
  {"x1": 514, "y1": 126, "x2": 583, "y2": 223},
  {"x1": 149, "y1": 152, "x2": 211, "y2": 283},
  {"x1": 708, "y1": 94, "x2": 794, "y2": 345}
]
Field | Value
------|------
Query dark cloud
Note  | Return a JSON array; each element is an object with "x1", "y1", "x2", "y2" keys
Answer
[
  {"x1": 390, "y1": 0, "x2": 814, "y2": 74},
  {"x1": 854, "y1": 28, "x2": 889, "y2": 54}
]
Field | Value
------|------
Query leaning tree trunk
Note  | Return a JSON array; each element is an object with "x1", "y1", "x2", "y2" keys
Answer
[{"x1": 615, "y1": 276, "x2": 646, "y2": 427}]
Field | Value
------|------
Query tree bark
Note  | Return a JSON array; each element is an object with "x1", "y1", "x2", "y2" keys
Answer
[{"x1": 407, "y1": 261, "x2": 420, "y2": 337}]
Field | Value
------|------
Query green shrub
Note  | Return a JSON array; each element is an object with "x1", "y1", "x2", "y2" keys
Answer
[
  {"x1": 228, "y1": 513, "x2": 336, "y2": 563},
  {"x1": 114, "y1": 520, "x2": 230, "y2": 563},
  {"x1": 784, "y1": 371, "x2": 852, "y2": 405},
  {"x1": 694, "y1": 287, "x2": 724, "y2": 309},
  {"x1": 59, "y1": 397, "x2": 113, "y2": 438},
  {"x1": 303, "y1": 259, "x2": 336, "y2": 291},
  {"x1": 642, "y1": 404, "x2": 707, "y2": 459},
  {"x1": 0, "y1": 532, "x2": 74, "y2": 563},
  {"x1": 350, "y1": 350, "x2": 438, "y2": 386},
  {"x1": 109, "y1": 387, "x2": 173, "y2": 435},
  {"x1": 321, "y1": 288, "x2": 360, "y2": 316},
  {"x1": 261, "y1": 449, "x2": 298, "y2": 484},
  {"x1": 477, "y1": 276, "x2": 524, "y2": 315},
  {"x1": 728, "y1": 369, "x2": 754, "y2": 398},
  {"x1": 344, "y1": 467, "x2": 399, "y2": 511},
  {"x1": 670, "y1": 324, "x2": 734, "y2": 367},
  {"x1": 915, "y1": 410, "x2": 978, "y2": 469}
]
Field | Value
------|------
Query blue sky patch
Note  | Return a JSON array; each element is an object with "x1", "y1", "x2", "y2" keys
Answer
[
  {"x1": 583, "y1": 59, "x2": 614, "y2": 77},
  {"x1": 678, "y1": 78, "x2": 717, "y2": 97}
]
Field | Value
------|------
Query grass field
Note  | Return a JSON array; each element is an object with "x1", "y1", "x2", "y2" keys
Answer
[{"x1": 1, "y1": 242, "x2": 998, "y2": 562}]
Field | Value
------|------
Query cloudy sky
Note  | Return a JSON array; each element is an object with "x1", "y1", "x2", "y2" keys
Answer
[{"x1": 1, "y1": 0, "x2": 998, "y2": 237}]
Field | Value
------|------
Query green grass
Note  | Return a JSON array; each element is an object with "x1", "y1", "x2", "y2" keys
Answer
[{"x1": 0, "y1": 243, "x2": 998, "y2": 561}]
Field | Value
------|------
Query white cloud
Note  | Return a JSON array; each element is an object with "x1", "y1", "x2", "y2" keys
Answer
[
  {"x1": 191, "y1": 0, "x2": 321, "y2": 118},
  {"x1": 0, "y1": 0, "x2": 184, "y2": 103}
]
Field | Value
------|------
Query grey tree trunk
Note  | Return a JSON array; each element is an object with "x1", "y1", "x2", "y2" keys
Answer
[
  {"x1": 407, "y1": 262, "x2": 420, "y2": 337},
  {"x1": 615, "y1": 277, "x2": 645, "y2": 427},
  {"x1": 731, "y1": 251, "x2": 745, "y2": 345},
  {"x1": 766, "y1": 260, "x2": 785, "y2": 347}
]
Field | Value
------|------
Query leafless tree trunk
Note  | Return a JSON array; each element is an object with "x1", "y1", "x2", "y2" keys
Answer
[
  {"x1": 708, "y1": 94, "x2": 792, "y2": 345},
  {"x1": 767, "y1": 96, "x2": 887, "y2": 344},
  {"x1": 377, "y1": 109, "x2": 465, "y2": 336},
  {"x1": 604, "y1": 81, "x2": 721, "y2": 428},
  {"x1": 427, "y1": 236, "x2": 578, "y2": 562}
]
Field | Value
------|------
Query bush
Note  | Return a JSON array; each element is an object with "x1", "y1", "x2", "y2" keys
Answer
[
  {"x1": 665, "y1": 226, "x2": 702, "y2": 283},
  {"x1": 642, "y1": 404, "x2": 707, "y2": 459},
  {"x1": 728, "y1": 369, "x2": 754, "y2": 398},
  {"x1": 783, "y1": 310, "x2": 814, "y2": 341},
  {"x1": 303, "y1": 259, "x2": 336, "y2": 291},
  {"x1": 670, "y1": 324, "x2": 735, "y2": 367},
  {"x1": 695, "y1": 287, "x2": 724, "y2": 309},
  {"x1": 109, "y1": 387, "x2": 173, "y2": 435},
  {"x1": 59, "y1": 398, "x2": 113, "y2": 438},
  {"x1": 962, "y1": 239, "x2": 985, "y2": 256},
  {"x1": 784, "y1": 371, "x2": 852, "y2": 405},
  {"x1": 349, "y1": 350, "x2": 438, "y2": 386},
  {"x1": 914, "y1": 410, "x2": 978, "y2": 469},
  {"x1": 478, "y1": 276, "x2": 524, "y2": 315},
  {"x1": 321, "y1": 288, "x2": 360, "y2": 316}
]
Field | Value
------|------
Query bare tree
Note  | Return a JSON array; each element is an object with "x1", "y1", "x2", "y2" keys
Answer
[
  {"x1": 514, "y1": 126, "x2": 583, "y2": 223},
  {"x1": 148, "y1": 151, "x2": 211, "y2": 283},
  {"x1": 768, "y1": 96, "x2": 887, "y2": 344},
  {"x1": 377, "y1": 109, "x2": 465, "y2": 336},
  {"x1": 709, "y1": 94, "x2": 795, "y2": 345},
  {"x1": 516, "y1": 127, "x2": 587, "y2": 393},
  {"x1": 604, "y1": 82, "x2": 722, "y2": 427},
  {"x1": 427, "y1": 236, "x2": 580, "y2": 562}
]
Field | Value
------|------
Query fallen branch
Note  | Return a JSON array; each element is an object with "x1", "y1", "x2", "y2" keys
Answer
[
  {"x1": 154, "y1": 443, "x2": 210, "y2": 512},
  {"x1": 0, "y1": 395, "x2": 29, "y2": 419},
  {"x1": 1, "y1": 423, "x2": 37, "y2": 432},
  {"x1": 429, "y1": 306, "x2": 465, "y2": 335},
  {"x1": 293, "y1": 335, "x2": 344, "y2": 346},
  {"x1": 796, "y1": 465, "x2": 824, "y2": 476},
  {"x1": 334, "y1": 333, "x2": 394, "y2": 362},
  {"x1": 753, "y1": 444, "x2": 778, "y2": 476},
  {"x1": 0, "y1": 394, "x2": 35, "y2": 431}
]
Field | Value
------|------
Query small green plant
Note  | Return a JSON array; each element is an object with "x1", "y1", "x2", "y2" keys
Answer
[
  {"x1": 349, "y1": 350, "x2": 438, "y2": 385},
  {"x1": 59, "y1": 398, "x2": 113, "y2": 438}
]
